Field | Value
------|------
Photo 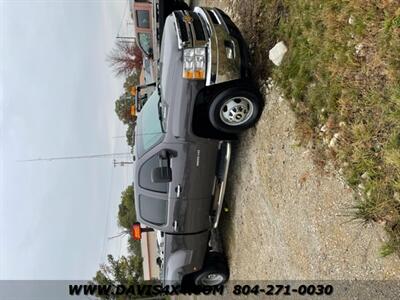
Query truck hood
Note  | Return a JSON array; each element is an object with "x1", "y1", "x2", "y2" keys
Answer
[{"x1": 159, "y1": 15, "x2": 205, "y2": 140}]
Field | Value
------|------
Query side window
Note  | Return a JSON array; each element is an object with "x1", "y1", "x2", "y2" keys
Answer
[
  {"x1": 139, "y1": 195, "x2": 167, "y2": 226},
  {"x1": 136, "y1": 10, "x2": 150, "y2": 28},
  {"x1": 139, "y1": 154, "x2": 169, "y2": 193},
  {"x1": 138, "y1": 33, "x2": 151, "y2": 55}
]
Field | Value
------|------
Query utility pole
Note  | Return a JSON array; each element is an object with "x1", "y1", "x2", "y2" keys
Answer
[
  {"x1": 113, "y1": 159, "x2": 133, "y2": 167},
  {"x1": 116, "y1": 36, "x2": 136, "y2": 44}
]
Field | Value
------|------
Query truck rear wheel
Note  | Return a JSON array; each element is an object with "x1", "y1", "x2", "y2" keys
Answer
[
  {"x1": 193, "y1": 252, "x2": 229, "y2": 286},
  {"x1": 209, "y1": 87, "x2": 262, "y2": 134}
]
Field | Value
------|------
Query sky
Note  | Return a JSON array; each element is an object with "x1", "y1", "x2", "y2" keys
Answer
[{"x1": 0, "y1": 0, "x2": 135, "y2": 280}]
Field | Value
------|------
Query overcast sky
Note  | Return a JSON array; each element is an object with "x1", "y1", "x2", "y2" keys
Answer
[{"x1": 0, "y1": 0, "x2": 135, "y2": 280}]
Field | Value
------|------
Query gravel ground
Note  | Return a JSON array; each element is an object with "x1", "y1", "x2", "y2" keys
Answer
[
  {"x1": 221, "y1": 87, "x2": 400, "y2": 281},
  {"x1": 188, "y1": 0, "x2": 400, "y2": 282}
]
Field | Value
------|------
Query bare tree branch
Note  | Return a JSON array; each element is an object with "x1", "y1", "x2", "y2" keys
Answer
[{"x1": 107, "y1": 41, "x2": 143, "y2": 77}]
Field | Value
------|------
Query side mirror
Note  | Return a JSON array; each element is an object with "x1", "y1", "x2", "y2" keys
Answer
[
  {"x1": 131, "y1": 223, "x2": 142, "y2": 241},
  {"x1": 131, "y1": 223, "x2": 155, "y2": 241},
  {"x1": 151, "y1": 167, "x2": 172, "y2": 183},
  {"x1": 130, "y1": 86, "x2": 137, "y2": 96},
  {"x1": 159, "y1": 150, "x2": 168, "y2": 159},
  {"x1": 130, "y1": 105, "x2": 137, "y2": 117}
]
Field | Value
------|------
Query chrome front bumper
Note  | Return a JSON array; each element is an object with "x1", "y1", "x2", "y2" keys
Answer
[{"x1": 171, "y1": 7, "x2": 242, "y2": 85}]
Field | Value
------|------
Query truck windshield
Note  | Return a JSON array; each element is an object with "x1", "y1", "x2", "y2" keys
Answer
[{"x1": 136, "y1": 90, "x2": 164, "y2": 158}]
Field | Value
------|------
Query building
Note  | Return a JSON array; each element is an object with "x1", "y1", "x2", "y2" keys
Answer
[{"x1": 140, "y1": 231, "x2": 160, "y2": 280}]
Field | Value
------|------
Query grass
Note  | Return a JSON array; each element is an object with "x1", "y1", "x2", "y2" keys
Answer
[
  {"x1": 266, "y1": 0, "x2": 400, "y2": 256},
  {"x1": 227, "y1": 0, "x2": 400, "y2": 256},
  {"x1": 230, "y1": 0, "x2": 400, "y2": 256}
]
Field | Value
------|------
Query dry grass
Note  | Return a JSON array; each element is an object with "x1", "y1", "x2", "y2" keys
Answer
[
  {"x1": 270, "y1": 0, "x2": 400, "y2": 256},
  {"x1": 228, "y1": 0, "x2": 285, "y2": 76},
  {"x1": 231, "y1": 0, "x2": 400, "y2": 256}
]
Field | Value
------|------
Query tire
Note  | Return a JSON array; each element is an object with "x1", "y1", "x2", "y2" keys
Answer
[
  {"x1": 209, "y1": 86, "x2": 262, "y2": 134},
  {"x1": 193, "y1": 253, "x2": 229, "y2": 286}
]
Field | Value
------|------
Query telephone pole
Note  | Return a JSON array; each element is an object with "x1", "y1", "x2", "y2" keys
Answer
[{"x1": 113, "y1": 159, "x2": 133, "y2": 167}]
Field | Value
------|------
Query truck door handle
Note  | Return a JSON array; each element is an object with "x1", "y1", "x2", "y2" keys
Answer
[
  {"x1": 175, "y1": 185, "x2": 182, "y2": 198},
  {"x1": 173, "y1": 220, "x2": 178, "y2": 232}
]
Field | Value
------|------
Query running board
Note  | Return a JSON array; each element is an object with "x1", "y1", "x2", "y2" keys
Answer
[{"x1": 211, "y1": 142, "x2": 231, "y2": 228}]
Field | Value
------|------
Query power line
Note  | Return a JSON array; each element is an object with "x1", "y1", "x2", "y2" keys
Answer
[{"x1": 17, "y1": 152, "x2": 131, "y2": 163}]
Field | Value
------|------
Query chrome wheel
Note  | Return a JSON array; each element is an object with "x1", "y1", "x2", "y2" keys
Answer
[
  {"x1": 219, "y1": 96, "x2": 254, "y2": 126},
  {"x1": 200, "y1": 273, "x2": 225, "y2": 286}
]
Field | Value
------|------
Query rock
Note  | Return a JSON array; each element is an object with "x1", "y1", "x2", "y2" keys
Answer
[
  {"x1": 269, "y1": 41, "x2": 288, "y2": 66},
  {"x1": 394, "y1": 192, "x2": 400, "y2": 203},
  {"x1": 329, "y1": 136, "x2": 337, "y2": 148},
  {"x1": 355, "y1": 43, "x2": 364, "y2": 56},
  {"x1": 361, "y1": 172, "x2": 369, "y2": 180}
]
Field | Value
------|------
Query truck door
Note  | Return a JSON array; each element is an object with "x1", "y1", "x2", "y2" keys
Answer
[{"x1": 137, "y1": 143, "x2": 212, "y2": 234}]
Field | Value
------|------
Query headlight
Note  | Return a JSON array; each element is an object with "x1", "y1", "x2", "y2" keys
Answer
[{"x1": 183, "y1": 47, "x2": 206, "y2": 80}]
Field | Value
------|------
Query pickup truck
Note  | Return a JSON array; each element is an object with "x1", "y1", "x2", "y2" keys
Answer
[{"x1": 132, "y1": 7, "x2": 262, "y2": 287}]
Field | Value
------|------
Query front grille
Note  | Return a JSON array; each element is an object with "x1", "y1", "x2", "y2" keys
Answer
[
  {"x1": 206, "y1": 9, "x2": 219, "y2": 24},
  {"x1": 188, "y1": 12, "x2": 205, "y2": 41},
  {"x1": 173, "y1": 11, "x2": 189, "y2": 43}
]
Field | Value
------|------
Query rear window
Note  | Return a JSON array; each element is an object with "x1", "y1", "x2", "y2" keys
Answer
[
  {"x1": 139, "y1": 195, "x2": 167, "y2": 226},
  {"x1": 136, "y1": 10, "x2": 150, "y2": 28}
]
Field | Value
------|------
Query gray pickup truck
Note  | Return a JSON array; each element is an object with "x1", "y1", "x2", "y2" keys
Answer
[{"x1": 132, "y1": 7, "x2": 262, "y2": 288}]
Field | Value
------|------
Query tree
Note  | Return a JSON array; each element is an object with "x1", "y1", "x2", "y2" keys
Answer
[
  {"x1": 107, "y1": 41, "x2": 143, "y2": 77},
  {"x1": 118, "y1": 185, "x2": 136, "y2": 229},
  {"x1": 124, "y1": 73, "x2": 141, "y2": 94},
  {"x1": 126, "y1": 124, "x2": 135, "y2": 148},
  {"x1": 117, "y1": 185, "x2": 141, "y2": 256},
  {"x1": 115, "y1": 92, "x2": 136, "y2": 125},
  {"x1": 91, "y1": 254, "x2": 143, "y2": 300}
]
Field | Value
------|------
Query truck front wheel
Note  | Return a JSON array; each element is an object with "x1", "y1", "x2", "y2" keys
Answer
[{"x1": 209, "y1": 87, "x2": 262, "y2": 134}]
